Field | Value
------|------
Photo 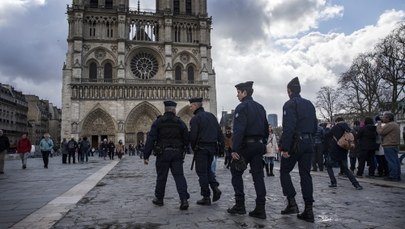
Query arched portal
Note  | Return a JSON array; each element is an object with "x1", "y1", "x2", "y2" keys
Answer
[
  {"x1": 177, "y1": 105, "x2": 193, "y2": 128},
  {"x1": 80, "y1": 107, "x2": 116, "y2": 148},
  {"x1": 125, "y1": 102, "x2": 161, "y2": 145}
]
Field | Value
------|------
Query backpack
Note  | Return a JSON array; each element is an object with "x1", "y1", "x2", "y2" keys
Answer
[
  {"x1": 68, "y1": 141, "x2": 76, "y2": 150},
  {"x1": 334, "y1": 131, "x2": 355, "y2": 150},
  {"x1": 81, "y1": 140, "x2": 90, "y2": 151}
]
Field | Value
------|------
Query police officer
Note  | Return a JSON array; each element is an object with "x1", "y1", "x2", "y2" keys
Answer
[
  {"x1": 227, "y1": 81, "x2": 269, "y2": 219},
  {"x1": 279, "y1": 77, "x2": 317, "y2": 223},
  {"x1": 143, "y1": 100, "x2": 190, "y2": 210},
  {"x1": 189, "y1": 97, "x2": 224, "y2": 205}
]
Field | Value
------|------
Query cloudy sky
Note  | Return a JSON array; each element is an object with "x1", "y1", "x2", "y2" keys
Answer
[{"x1": 0, "y1": 0, "x2": 404, "y2": 123}]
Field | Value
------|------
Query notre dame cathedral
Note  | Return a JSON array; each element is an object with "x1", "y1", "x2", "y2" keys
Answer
[{"x1": 61, "y1": 0, "x2": 217, "y2": 147}]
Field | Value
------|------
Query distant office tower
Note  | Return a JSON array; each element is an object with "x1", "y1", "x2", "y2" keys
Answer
[{"x1": 267, "y1": 114, "x2": 278, "y2": 127}]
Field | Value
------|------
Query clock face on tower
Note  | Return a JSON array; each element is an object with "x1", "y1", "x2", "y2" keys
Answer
[{"x1": 130, "y1": 52, "x2": 158, "y2": 79}]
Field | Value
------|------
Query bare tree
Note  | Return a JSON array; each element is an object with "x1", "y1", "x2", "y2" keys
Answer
[
  {"x1": 315, "y1": 86, "x2": 341, "y2": 122},
  {"x1": 374, "y1": 22, "x2": 405, "y2": 114},
  {"x1": 340, "y1": 53, "x2": 382, "y2": 117}
]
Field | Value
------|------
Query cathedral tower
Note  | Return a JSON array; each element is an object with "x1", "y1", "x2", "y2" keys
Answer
[{"x1": 62, "y1": 0, "x2": 217, "y2": 146}]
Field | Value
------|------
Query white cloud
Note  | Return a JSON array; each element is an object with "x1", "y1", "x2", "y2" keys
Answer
[
  {"x1": 263, "y1": 0, "x2": 344, "y2": 38},
  {"x1": 0, "y1": 0, "x2": 46, "y2": 27},
  {"x1": 214, "y1": 10, "x2": 405, "y2": 121}
]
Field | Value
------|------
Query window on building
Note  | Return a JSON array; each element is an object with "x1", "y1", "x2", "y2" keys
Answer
[
  {"x1": 104, "y1": 63, "x2": 113, "y2": 82},
  {"x1": 186, "y1": 27, "x2": 192, "y2": 43},
  {"x1": 89, "y1": 22, "x2": 96, "y2": 37},
  {"x1": 188, "y1": 66, "x2": 194, "y2": 83},
  {"x1": 105, "y1": 0, "x2": 113, "y2": 9},
  {"x1": 175, "y1": 66, "x2": 182, "y2": 82},
  {"x1": 186, "y1": 0, "x2": 192, "y2": 15},
  {"x1": 173, "y1": 0, "x2": 180, "y2": 15},
  {"x1": 174, "y1": 26, "x2": 181, "y2": 42},
  {"x1": 89, "y1": 62, "x2": 97, "y2": 81},
  {"x1": 90, "y1": 0, "x2": 98, "y2": 8},
  {"x1": 106, "y1": 22, "x2": 113, "y2": 38}
]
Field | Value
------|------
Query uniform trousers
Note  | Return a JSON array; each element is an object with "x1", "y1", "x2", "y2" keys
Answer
[
  {"x1": 280, "y1": 138, "x2": 314, "y2": 204},
  {"x1": 230, "y1": 142, "x2": 266, "y2": 205},
  {"x1": 195, "y1": 147, "x2": 219, "y2": 197},
  {"x1": 155, "y1": 149, "x2": 189, "y2": 201}
]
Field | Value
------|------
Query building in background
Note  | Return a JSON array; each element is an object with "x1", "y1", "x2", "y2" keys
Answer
[
  {"x1": 219, "y1": 110, "x2": 234, "y2": 131},
  {"x1": 48, "y1": 104, "x2": 62, "y2": 147},
  {"x1": 25, "y1": 95, "x2": 61, "y2": 145},
  {"x1": 0, "y1": 84, "x2": 28, "y2": 148},
  {"x1": 267, "y1": 114, "x2": 278, "y2": 127},
  {"x1": 62, "y1": 0, "x2": 217, "y2": 148}
]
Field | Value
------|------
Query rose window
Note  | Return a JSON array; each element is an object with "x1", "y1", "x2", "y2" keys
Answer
[{"x1": 130, "y1": 52, "x2": 158, "y2": 79}]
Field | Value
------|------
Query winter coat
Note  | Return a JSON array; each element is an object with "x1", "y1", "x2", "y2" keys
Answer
[
  {"x1": 357, "y1": 124, "x2": 378, "y2": 154},
  {"x1": 325, "y1": 121, "x2": 351, "y2": 161},
  {"x1": 16, "y1": 138, "x2": 32, "y2": 153},
  {"x1": 377, "y1": 122, "x2": 400, "y2": 147},
  {"x1": 265, "y1": 133, "x2": 278, "y2": 157}
]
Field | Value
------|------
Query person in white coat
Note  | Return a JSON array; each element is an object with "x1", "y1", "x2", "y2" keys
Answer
[{"x1": 264, "y1": 124, "x2": 278, "y2": 176}]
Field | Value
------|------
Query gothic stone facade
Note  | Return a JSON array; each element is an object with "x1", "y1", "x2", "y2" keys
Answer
[{"x1": 62, "y1": 0, "x2": 217, "y2": 147}]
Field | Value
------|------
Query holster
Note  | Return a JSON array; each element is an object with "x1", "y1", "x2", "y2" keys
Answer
[{"x1": 153, "y1": 145, "x2": 163, "y2": 156}]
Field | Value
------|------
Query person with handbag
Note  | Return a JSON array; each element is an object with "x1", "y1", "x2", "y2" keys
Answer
[{"x1": 325, "y1": 117, "x2": 363, "y2": 190}]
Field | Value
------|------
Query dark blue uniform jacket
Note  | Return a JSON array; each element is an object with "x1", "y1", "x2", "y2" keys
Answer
[
  {"x1": 232, "y1": 96, "x2": 269, "y2": 153},
  {"x1": 189, "y1": 107, "x2": 224, "y2": 151},
  {"x1": 280, "y1": 94, "x2": 317, "y2": 152}
]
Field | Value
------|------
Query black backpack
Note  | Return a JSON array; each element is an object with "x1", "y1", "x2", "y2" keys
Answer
[{"x1": 68, "y1": 141, "x2": 76, "y2": 150}]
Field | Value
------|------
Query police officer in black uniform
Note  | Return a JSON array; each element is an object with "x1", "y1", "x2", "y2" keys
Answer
[
  {"x1": 189, "y1": 97, "x2": 224, "y2": 205},
  {"x1": 279, "y1": 77, "x2": 317, "y2": 223},
  {"x1": 227, "y1": 81, "x2": 269, "y2": 219},
  {"x1": 143, "y1": 100, "x2": 190, "y2": 210}
]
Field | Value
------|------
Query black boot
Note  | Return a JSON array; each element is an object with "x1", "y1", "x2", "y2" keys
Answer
[
  {"x1": 297, "y1": 203, "x2": 314, "y2": 222},
  {"x1": 281, "y1": 197, "x2": 299, "y2": 215},
  {"x1": 269, "y1": 164, "x2": 275, "y2": 176},
  {"x1": 196, "y1": 197, "x2": 211, "y2": 205},
  {"x1": 152, "y1": 197, "x2": 163, "y2": 206},
  {"x1": 179, "y1": 199, "x2": 189, "y2": 210},
  {"x1": 249, "y1": 204, "x2": 266, "y2": 219},
  {"x1": 212, "y1": 186, "x2": 222, "y2": 202},
  {"x1": 227, "y1": 198, "x2": 246, "y2": 215}
]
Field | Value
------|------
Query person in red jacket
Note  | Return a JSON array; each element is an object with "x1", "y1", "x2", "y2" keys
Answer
[{"x1": 16, "y1": 133, "x2": 32, "y2": 169}]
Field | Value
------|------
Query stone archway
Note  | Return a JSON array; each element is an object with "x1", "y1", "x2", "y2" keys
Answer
[
  {"x1": 125, "y1": 101, "x2": 161, "y2": 145},
  {"x1": 80, "y1": 107, "x2": 116, "y2": 146},
  {"x1": 177, "y1": 105, "x2": 193, "y2": 128}
]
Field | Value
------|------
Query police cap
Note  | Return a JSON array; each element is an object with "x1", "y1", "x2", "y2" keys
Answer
[
  {"x1": 235, "y1": 81, "x2": 253, "y2": 91},
  {"x1": 188, "y1": 97, "x2": 203, "y2": 103},
  {"x1": 163, "y1": 100, "x2": 177, "y2": 107},
  {"x1": 287, "y1": 77, "x2": 301, "y2": 94}
]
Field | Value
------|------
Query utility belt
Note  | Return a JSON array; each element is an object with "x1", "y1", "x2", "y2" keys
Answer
[
  {"x1": 244, "y1": 137, "x2": 264, "y2": 144},
  {"x1": 153, "y1": 145, "x2": 182, "y2": 155}
]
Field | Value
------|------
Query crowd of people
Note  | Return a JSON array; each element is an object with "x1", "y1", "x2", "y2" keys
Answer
[
  {"x1": 307, "y1": 113, "x2": 402, "y2": 184},
  {"x1": 0, "y1": 77, "x2": 403, "y2": 223}
]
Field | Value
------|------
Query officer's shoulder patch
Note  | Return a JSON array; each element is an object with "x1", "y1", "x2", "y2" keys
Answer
[
  {"x1": 283, "y1": 110, "x2": 287, "y2": 116},
  {"x1": 235, "y1": 113, "x2": 239, "y2": 118}
]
